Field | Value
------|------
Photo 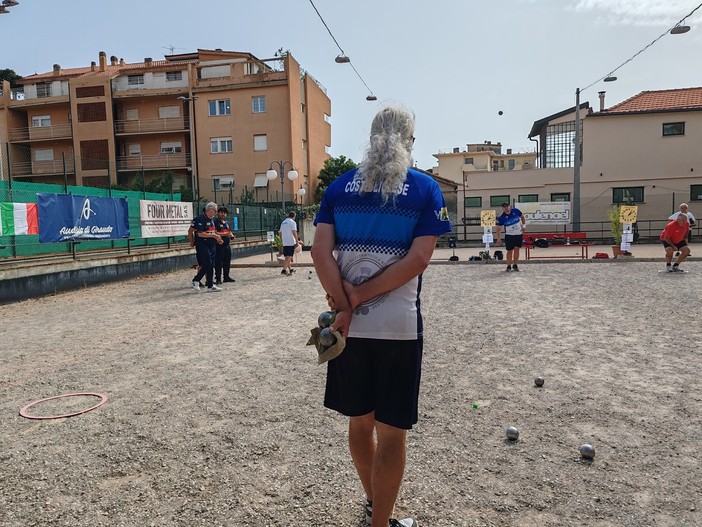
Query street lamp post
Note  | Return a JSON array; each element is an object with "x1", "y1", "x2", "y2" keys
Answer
[
  {"x1": 572, "y1": 77, "x2": 616, "y2": 232},
  {"x1": 266, "y1": 161, "x2": 298, "y2": 213},
  {"x1": 297, "y1": 187, "x2": 306, "y2": 205},
  {"x1": 571, "y1": 17, "x2": 691, "y2": 231},
  {"x1": 177, "y1": 94, "x2": 199, "y2": 200},
  {"x1": 573, "y1": 87, "x2": 582, "y2": 232}
]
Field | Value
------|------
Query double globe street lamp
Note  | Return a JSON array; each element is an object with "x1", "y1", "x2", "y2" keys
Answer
[{"x1": 266, "y1": 161, "x2": 298, "y2": 213}]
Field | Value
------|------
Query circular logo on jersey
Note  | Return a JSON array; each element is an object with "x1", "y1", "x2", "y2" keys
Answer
[{"x1": 342, "y1": 255, "x2": 388, "y2": 315}]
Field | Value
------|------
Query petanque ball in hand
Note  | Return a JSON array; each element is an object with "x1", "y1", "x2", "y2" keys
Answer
[
  {"x1": 319, "y1": 327, "x2": 337, "y2": 347},
  {"x1": 535, "y1": 376, "x2": 545, "y2": 387},
  {"x1": 579, "y1": 444, "x2": 595, "y2": 459},
  {"x1": 318, "y1": 311, "x2": 336, "y2": 329},
  {"x1": 506, "y1": 426, "x2": 519, "y2": 440}
]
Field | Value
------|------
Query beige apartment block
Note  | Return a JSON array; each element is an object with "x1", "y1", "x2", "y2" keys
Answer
[
  {"x1": 434, "y1": 88, "x2": 702, "y2": 239},
  {"x1": 0, "y1": 49, "x2": 331, "y2": 205}
]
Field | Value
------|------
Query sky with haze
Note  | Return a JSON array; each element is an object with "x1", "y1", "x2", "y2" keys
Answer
[{"x1": 2, "y1": 0, "x2": 700, "y2": 170}]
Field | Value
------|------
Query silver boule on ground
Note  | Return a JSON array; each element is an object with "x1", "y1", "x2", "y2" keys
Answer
[{"x1": 580, "y1": 444, "x2": 596, "y2": 459}]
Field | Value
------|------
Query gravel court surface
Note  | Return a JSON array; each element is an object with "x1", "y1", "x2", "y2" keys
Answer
[{"x1": 0, "y1": 260, "x2": 700, "y2": 527}]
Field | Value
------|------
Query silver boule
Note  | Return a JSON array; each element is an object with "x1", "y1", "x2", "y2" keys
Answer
[
  {"x1": 319, "y1": 327, "x2": 337, "y2": 347},
  {"x1": 506, "y1": 426, "x2": 519, "y2": 440},
  {"x1": 317, "y1": 311, "x2": 336, "y2": 328},
  {"x1": 535, "y1": 376, "x2": 545, "y2": 387},
  {"x1": 579, "y1": 444, "x2": 596, "y2": 459}
]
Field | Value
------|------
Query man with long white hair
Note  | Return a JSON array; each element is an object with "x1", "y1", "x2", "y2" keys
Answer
[{"x1": 312, "y1": 107, "x2": 451, "y2": 527}]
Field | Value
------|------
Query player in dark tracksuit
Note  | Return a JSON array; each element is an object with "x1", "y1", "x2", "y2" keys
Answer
[
  {"x1": 191, "y1": 202, "x2": 223, "y2": 292},
  {"x1": 213, "y1": 206, "x2": 236, "y2": 284}
]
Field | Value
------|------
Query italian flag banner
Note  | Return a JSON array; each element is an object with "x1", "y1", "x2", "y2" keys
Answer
[{"x1": 0, "y1": 202, "x2": 39, "y2": 236}]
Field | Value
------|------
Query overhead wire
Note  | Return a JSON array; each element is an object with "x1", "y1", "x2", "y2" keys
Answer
[
  {"x1": 306, "y1": 0, "x2": 377, "y2": 100},
  {"x1": 306, "y1": 0, "x2": 346, "y2": 56},
  {"x1": 581, "y1": 2, "x2": 702, "y2": 92}
]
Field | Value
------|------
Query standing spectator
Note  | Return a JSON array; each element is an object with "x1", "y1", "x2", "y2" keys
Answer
[
  {"x1": 660, "y1": 213, "x2": 690, "y2": 272},
  {"x1": 188, "y1": 207, "x2": 205, "y2": 288},
  {"x1": 213, "y1": 206, "x2": 236, "y2": 284},
  {"x1": 495, "y1": 202, "x2": 526, "y2": 271},
  {"x1": 312, "y1": 106, "x2": 451, "y2": 527},
  {"x1": 279, "y1": 211, "x2": 299, "y2": 276},
  {"x1": 669, "y1": 203, "x2": 696, "y2": 243},
  {"x1": 191, "y1": 202, "x2": 223, "y2": 292}
]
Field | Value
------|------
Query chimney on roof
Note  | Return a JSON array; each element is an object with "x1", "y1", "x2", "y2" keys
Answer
[
  {"x1": 120, "y1": 58, "x2": 125, "y2": 65},
  {"x1": 453, "y1": 147, "x2": 459, "y2": 153},
  {"x1": 99, "y1": 51, "x2": 107, "y2": 71},
  {"x1": 110, "y1": 55, "x2": 118, "y2": 66},
  {"x1": 52, "y1": 64, "x2": 61, "y2": 76},
  {"x1": 598, "y1": 91, "x2": 606, "y2": 111},
  {"x1": 144, "y1": 57, "x2": 153, "y2": 67},
  {"x1": 91, "y1": 61, "x2": 96, "y2": 72},
  {"x1": 507, "y1": 148, "x2": 512, "y2": 155}
]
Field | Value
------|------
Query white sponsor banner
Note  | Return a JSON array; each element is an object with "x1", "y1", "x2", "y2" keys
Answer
[
  {"x1": 518, "y1": 201, "x2": 571, "y2": 225},
  {"x1": 139, "y1": 200, "x2": 193, "y2": 238}
]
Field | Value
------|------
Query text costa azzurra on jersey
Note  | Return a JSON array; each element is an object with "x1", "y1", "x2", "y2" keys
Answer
[{"x1": 344, "y1": 178, "x2": 410, "y2": 196}]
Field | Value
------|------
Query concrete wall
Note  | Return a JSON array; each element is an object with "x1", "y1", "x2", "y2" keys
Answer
[{"x1": 0, "y1": 242, "x2": 269, "y2": 305}]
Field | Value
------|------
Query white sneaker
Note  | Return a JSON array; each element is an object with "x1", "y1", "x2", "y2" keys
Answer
[
  {"x1": 191, "y1": 280, "x2": 201, "y2": 291},
  {"x1": 207, "y1": 285, "x2": 223, "y2": 292}
]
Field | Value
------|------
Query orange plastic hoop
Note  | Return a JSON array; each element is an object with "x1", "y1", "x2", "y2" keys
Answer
[{"x1": 19, "y1": 392, "x2": 108, "y2": 420}]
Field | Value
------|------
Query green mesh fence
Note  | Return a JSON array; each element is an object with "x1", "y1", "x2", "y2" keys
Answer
[
  {"x1": 0, "y1": 179, "x2": 293, "y2": 260},
  {"x1": 0, "y1": 180, "x2": 183, "y2": 259}
]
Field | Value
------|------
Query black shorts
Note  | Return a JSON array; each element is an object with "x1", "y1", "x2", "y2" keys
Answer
[
  {"x1": 505, "y1": 234, "x2": 523, "y2": 251},
  {"x1": 324, "y1": 337, "x2": 423, "y2": 430},
  {"x1": 282, "y1": 245, "x2": 296, "y2": 257},
  {"x1": 662, "y1": 239, "x2": 688, "y2": 249}
]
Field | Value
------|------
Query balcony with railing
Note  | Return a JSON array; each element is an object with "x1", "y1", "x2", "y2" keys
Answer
[
  {"x1": 114, "y1": 117, "x2": 189, "y2": 135},
  {"x1": 12, "y1": 158, "x2": 76, "y2": 177},
  {"x1": 116, "y1": 153, "x2": 191, "y2": 171},
  {"x1": 9, "y1": 123, "x2": 73, "y2": 142}
]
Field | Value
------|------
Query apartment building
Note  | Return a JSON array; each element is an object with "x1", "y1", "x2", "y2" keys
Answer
[
  {"x1": 434, "y1": 87, "x2": 702, "y2": 237},
  {"x1": 433, "y1": 141, "x2": 538, "y2": 226},
  {"x1": 0, "y1": 49, "x2": 331, "y2": 204}
]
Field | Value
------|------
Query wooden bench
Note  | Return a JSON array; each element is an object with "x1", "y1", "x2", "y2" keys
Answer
[{"x1": 523, "y1": 232, "x2": 594, "y2": 260}]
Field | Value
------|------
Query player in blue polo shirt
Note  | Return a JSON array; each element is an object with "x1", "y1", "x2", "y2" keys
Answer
[
  {"x1": 496, "y1": 202, "x2": 526, "y2": 271},
  {"x1": 312, "y1": 107, "x2": 451, "y2": 527}
]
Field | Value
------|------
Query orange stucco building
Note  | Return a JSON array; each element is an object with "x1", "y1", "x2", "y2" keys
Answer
[{"x1": 0, "y1": 49, "x2": 331, "y2": 204}]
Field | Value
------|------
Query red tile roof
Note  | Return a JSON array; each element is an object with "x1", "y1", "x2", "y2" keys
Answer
[{"x1": 604, "y1": 87, "x2": 702, "y2": 114}]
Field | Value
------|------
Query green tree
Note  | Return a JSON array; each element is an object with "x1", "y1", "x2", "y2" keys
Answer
[
  {"x1": 0, "y1": 68, "x2": 22, "y2": 88},
  {"x1": 316, "y1": 155, "x2": 357, "y2": 201}
]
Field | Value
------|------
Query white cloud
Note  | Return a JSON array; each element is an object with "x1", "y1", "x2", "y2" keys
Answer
[{"x1": 570, "y1": 0, "x2": 702, "y2": 26}]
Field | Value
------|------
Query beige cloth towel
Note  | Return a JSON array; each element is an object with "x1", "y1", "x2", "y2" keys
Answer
[{"x1": 307, "y1": 326, "x2": 346, "y2": 365}]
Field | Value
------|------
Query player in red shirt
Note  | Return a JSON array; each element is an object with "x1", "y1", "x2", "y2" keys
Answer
[{"x1": 659, "y1": 214, "x2": 690, "y2": 272}]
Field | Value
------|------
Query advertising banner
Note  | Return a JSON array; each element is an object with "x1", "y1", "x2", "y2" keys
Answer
[
  {"x1": 37, "y1": 194, "x2": 130, "y2": 243},
  {"x1": 139, "y1": 200, "x2": 193, "y2": 238},
  {"x1": 517, "y1": 201, "x2": 571, "y2": 225}
]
